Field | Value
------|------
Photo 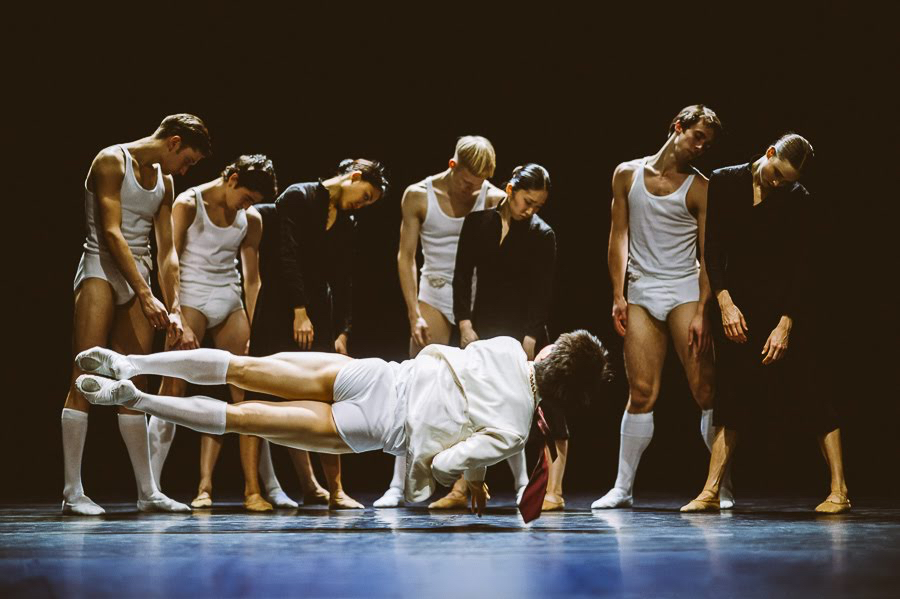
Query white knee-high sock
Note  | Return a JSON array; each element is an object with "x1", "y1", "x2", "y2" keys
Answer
[
  {"x1": 257, "y1": 440, "x2": 284, "y2": 493},
  {"x1": 612, "y1": 411, "x2": 654, "y2": 494},
  {"x1": 118, "y1": 414, "x2": 161, "y2": 499},
  {"x1": 148, "y1": 416, "x2": 177, "y2": 487},
  {"x1": 61, "y1": 408, "x2": 89, "y2": 499},
  {"x1": 128, "y1": 349, "x2": 230, "y2": 385},
  {"x1": 125, "y1": 390, "x2": 227, "y2": 435},
  {"x1": 388, "y1": 454, "x2": 406, "y2": 491},
  {"x1": 506, "y1": 449, "x2": 529, "y2": 490}
]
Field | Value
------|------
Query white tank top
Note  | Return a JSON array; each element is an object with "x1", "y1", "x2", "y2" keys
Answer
[
  {"x1": 178, "y1": 187, "x2": 248, "y2": 287},
  {"x1": 83, "y1": 145, "x2": 165, "y2": 256},
  {"x1": 419, "y1": 176, "x2": 489, "y2": 282},
  {"x1": 627, "y1": 160, "x2": 700, "y2": 279}
]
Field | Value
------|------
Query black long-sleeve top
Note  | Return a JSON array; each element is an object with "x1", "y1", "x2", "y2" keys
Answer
[
  {"x1": 453, "y1": 208, "x2": 556, "y2": 340},
  {"x1": 269, "y1": 181, "x2": 355, "y2": 336},
  {"x1": 705, "y1": 163, "x2": 812, "y2": 321}
]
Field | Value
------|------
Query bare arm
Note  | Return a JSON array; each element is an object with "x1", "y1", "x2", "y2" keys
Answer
[
  {"x1": 92, "y1": 150, "x2": 169, "y2": 330},
  {"x1": 241, "y1": 207, "x2": 263, "y2": 324},
  {"x1": 608, "y1": 164, "x2": 632, "y2": 336},
  {"x1": 398, "y1": 185, "x2": 427, "y2": 345},
  {"x1": 154, "y1": 175, "x2": 184, "y2": 344}
]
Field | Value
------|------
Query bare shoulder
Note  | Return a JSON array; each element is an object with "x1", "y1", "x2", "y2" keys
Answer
[
  {"x1": 91, "y1": 145, "x2": 126, "y2": 176},
  {"x1": 484, "y1": 182, "x2": 506, "y2": 208},
  {"x1": 401, "y1": 180, "x2": 427, "y2": 217},
  {"x1": 612, "y1": 159, "x2": 642, "y2": 191},
  {"x1": 246, "y1": 205, "x2": 263, "y2": 226},
  {"x1": 688, "y1": 168, "x2": 710, "y2": 199},
  {"x1": 173, "y1": 188, "x2": 197, "y2": 210}
]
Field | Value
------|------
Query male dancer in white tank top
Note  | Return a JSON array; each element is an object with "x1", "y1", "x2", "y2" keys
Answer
[
  {"x1": 63, "y1": 114, "x2": 210, "y2": 515},
  {"x1": 144, "y1": 155, "x2": 296, "y2": 512},
  {"x1": 374, "y1": 136, "x2": 507, "y2": 508},
  {"x1": 592, "y1": 105, "x2": 734, "y2": 510}
]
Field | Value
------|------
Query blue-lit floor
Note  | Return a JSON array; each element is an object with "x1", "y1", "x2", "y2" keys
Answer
[{"x1": 2, "y1": 493, "x2": 898, "y2": 598}]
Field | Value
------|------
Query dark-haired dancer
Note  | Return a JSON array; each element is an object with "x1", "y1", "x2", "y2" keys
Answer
[
  {"x1": 63, "y1": 114, "x2": 210, "y2": 515},
  {"x1": 75, "y1": 330, "x2": 612, "y2": 519},
  {"x1": 376, "y1": 136, "x2": 506, "y2": 508},
  {"x1": 594, "y1": 105, "x2": 731, "y2": 509},
  {"x1": 454, "y1": 164, "x2": 560, "y2": 508},
  {"x1": 682, "y1": 134, "x2": 850, "y2": 514},
  {"x1": 248, "y1": 159, "x2": 388, "y2": 509},
  {"x1": 146, "y1": 155, "x2": 290, "y2": 511}
]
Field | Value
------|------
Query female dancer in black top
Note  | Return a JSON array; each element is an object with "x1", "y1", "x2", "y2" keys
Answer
[
  {"x1": 251, "y1": 158, "x2": 388, "y2": 509},
  {"x1": 681, "y1": 134, "x2": 850, "y2": 513},
  {"x1": 453, "y1": 164, "x2": 566, "y2": 510}
]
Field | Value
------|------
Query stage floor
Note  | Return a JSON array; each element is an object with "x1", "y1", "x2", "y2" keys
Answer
[{"x1": 1, "y1": 493, "x2": 897, "y2": 598}]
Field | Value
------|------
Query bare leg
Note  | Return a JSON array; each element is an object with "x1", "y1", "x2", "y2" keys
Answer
[
  {"x1": 668, "y1": 302, "x2": 733, "y2": 508},
  {"x1": 815, "y1": 428, "x2": 851, "y2": 513},
  {"x1": 288, "y1": 450, "x2": 329, "y2": 504},
  {"x1": 408, "y1": 300, "x2": 452, "y2": 357},
  {"x1": 681, "y1": 427, "x2": 739, "y2": 512},
  {"x1": 319, "y1": 454, "x2": 364, "y2": 509},
  {"x1": 62, "y1": 279, "x2": 115, "y2": 515},
  {"x1": 593, "y1": 305, "x2": 666, "y2": 509},
  {"x1": 543, "y1": 439, "x2": 569, "y2": 510}
]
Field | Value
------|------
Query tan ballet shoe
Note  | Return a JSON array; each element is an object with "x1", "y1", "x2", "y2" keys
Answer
[
  {"x1": 428, "y1": 489, "x2": 469, "y2": 509},
  {"x1": 329, "y1": 491, "x2": 364, "y2": 510},
  {"x1": 303, "y1": 487, "x2": 330, "y2": 505},
  {"x1": 815, "y1": 494, "x2": 851, "y2": 514},
  {"x1": 680, "y1": 494, "x2": 720, "y2": 513},
  {"x1": 244, "y1": 493, "x2": 274, "y2": 512},
  {"x1": 190, "y1": 491, "x2": 213, "y2": 509},
  {"x1": 542, "y1": 495, "x2": 565, "y2": 511}
]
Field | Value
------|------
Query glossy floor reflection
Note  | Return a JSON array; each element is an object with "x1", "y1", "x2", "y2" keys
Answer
[{"x1": 1, "y1": 493, "x2": 898, "y2": 598}]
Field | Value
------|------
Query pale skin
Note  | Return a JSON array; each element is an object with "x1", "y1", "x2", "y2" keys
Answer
[
  {"x1": 156, "y1": 175, "x2": 266, "y2": 507},
  {"x1": 608, "y1": 121, "x2": 717, "y2": 418},
  {"x1": 397, "y1": 160, "x2": 504, "y2": 357},
  {"x1": 66, "y1": 134, "x2": 205, "y2": 418},
  {"x1": 684, "y1": 147, "x2": 850, "y2": 512}
]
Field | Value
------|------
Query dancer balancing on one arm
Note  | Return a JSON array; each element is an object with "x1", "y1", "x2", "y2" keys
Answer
[
  {"x1": 375, "y1": 135, "x2": 506, "y2": 509},
  {"x1": 681, "y1": 133, "x2": 850, "y2": 514},
  {"x1": 453, "y1": 164, "x2": 559, "y2": 509},
  {"x1": 248, "y1": 159, "x2": 389, "y2": 509},
  {"x1": 63, "y1": 114, "x2": 210, "y2": 515},
  {"x1": 593, "y1": 105, "x2": 732, "y2": 510},
  {"x1": 74, "y1": 329, "x2": 613, "y2": 520},
  {"x1": 145, "y1": 155, "x2": 285, "y2": 511}
]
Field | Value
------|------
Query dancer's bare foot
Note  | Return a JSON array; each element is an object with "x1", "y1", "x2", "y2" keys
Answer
[
  {"x1": 542, "y1": 494, "x2": 565, "y2": 511},
  {"x1": 329, "y1": 490, "x2": 364, "y2": 510},
  {"x1": 815, "y1": 492, "x2": 851, "y2": 514},
  {"x1": 680, "y1": 490, "x2": 720, "y2": 513},
  {"x1": 190, "y1": 491, "x2": 213, "y2": 509},
  {"x1": 244, "y1": 493, "x2": 274, "y2": 512}
]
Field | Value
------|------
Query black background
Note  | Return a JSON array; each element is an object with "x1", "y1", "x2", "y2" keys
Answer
[{"x1": 4, "y1": 3, "x2": 896, "y2": 502}]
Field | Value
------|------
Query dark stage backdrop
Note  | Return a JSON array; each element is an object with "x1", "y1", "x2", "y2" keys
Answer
[{"x1": 5, "y1": 4, "x2": 896, "y2": 502}]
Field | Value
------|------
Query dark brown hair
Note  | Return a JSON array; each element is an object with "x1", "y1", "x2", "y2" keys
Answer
[
  {"x1": 773, "y1": 133, "x2": 814, "y2": 172},
  {"x1": 534, "y1": 329, "x2": 613, "y2": 407},
  {"x1": 222, "y1": 154, "x2": 278, "y2": 202},
  {"x1": 154, "y1": 113, "x2": 212, "y2": 156},
  {"x1": 337, "y1": 158, "x2": 389, "y2": 197},
  {"x1": 668, "y1": 104, "x2": 723, "y2": 137}
]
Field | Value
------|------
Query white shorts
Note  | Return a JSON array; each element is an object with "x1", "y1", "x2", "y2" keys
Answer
[
  {"x1": 332, "y1": 358, "x2": 408, "y2": 455},
  {"x1": 418, "y1": 274, "x2": 455, "y2": 325},
  {"x1": 180, "y1": 281, "x2": 244, "y2": 328},
  {"x1": 74, "y1": 251, "x2": 152, "y2": 306},
  {"x1": 627, "y1": 271, "x2": 699, "y2": 321}
]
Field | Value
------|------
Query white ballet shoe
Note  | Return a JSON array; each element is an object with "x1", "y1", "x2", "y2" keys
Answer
[
  {"x1": 516, "y1": 485, "x2": 527, "y2": 506},
  {"x1": 591, "y1": 488, "x2": 633, "y2": 509},
  {"x1": 76, "y1": 375, "x2": 139, "y2": 406},
  {"x1": 265, "y1": 487, "x2": 299, "y2": 509},
  {"x1": 76, "y1": 347, "x2": 137, "y2": 380},
  {"x1": 373, "y1": 487, "x2": 406, "y2": 508},
  {"x1": 62, "y1": 495, "x2": 106, "y2": 516},
  {"x1": 137, "y1": 493, "x2": 192, "y2": 513}
]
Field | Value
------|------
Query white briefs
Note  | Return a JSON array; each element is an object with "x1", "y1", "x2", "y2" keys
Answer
[
  {"x1": 626, "y1": 271, "x2": 699, "y2": 321},
  {"x1": 74, "y1": 251, "x2": 152, "y2": 305},
  {"x1": 180, "y1": 282, "x2": 244, "y2": 328},
  {"x1": 331, "y1": 358, "x2": 411, "y2": 456},
  {"x1": 418, "y1": 273, "x2": 456, "y2": 325}
]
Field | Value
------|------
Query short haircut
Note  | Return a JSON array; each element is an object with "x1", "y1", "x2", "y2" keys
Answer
[
  {"x1": 668, "y1": 104, "x2": 723, "y2": 138},
  {"x1": 337, "y1": 158, "x2": 390, "y2": 197},
  {"x1": 534, "y1": 329, "x2": 613, "y2": 408},
  {"x1": 154, "y1": 113, "x2": 212, "y2": 156},
  {"x1": 773, "y1": 133, "x2": 814, "y2": 173},
  {"x1": 454, "y1": 135, "x2": 496, "y2": 179},
  {"x1": 221, "y1": 154, "x2": 278, "y2": 202}
]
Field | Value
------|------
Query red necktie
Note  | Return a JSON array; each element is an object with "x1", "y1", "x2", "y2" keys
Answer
[{"x1": 519, "y1": 406, "x2": 556, "y2": 523}]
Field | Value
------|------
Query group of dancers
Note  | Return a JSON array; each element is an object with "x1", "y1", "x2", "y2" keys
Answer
[{"x1": 63, "y1": 105, "x2": 851, "y2": 520}]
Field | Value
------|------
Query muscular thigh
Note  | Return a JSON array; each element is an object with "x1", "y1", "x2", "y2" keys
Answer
[
  {"x1": 667, "y1": 301, "x2": 715, "y2": 405},
  {"x1": 623, "y1": 304, "x2": 669, "y2": 406},
  {"x1": 110, "y1": 297, "x2": 156, "y2": 404},
  {"x1": 416, "y1": 300, "x2": 452, "y2": 346},
  {"x1": 69, "y1": 280, "x2": 116, "y2": 405},
  {"x1": 228, "y1": 399, "x2": 352, "y2": 454},
  {"x1": 211, "y1": 309, "x2": 250, "y2": 403},
  {"x1": 229, "y1": 352, "x2": 353, "y2": 401}
]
